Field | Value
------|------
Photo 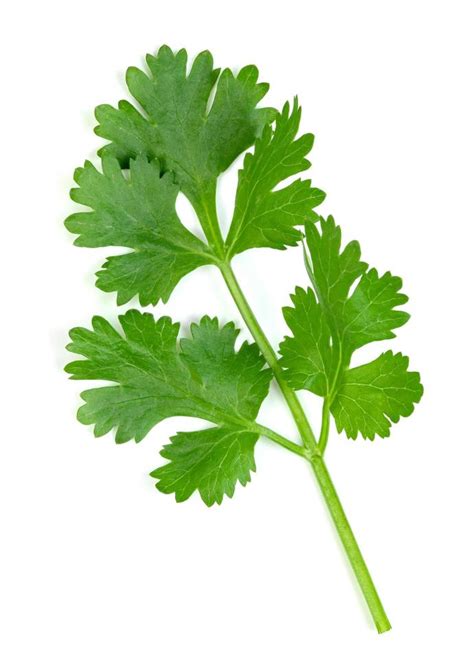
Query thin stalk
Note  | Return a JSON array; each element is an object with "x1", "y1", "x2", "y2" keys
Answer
[
  {"x1": 220, "y1": 262, "x2": 319, "y2": 457},
  {"x1": 311, "y1": 456, "x2": 392, "y2": 633},
  {"x1": 318, "y1": 397, "x2": 331, "y2": 454},
  {"x1": 252, "y1": 422, "x2": 308, "y2": 459},
  {"x1": 189, "y1": 183, "x2": 226, "y2": 257}
]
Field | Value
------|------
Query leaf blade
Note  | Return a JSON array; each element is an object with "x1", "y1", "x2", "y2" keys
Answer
[
  {"x1": 331, "y1": 351, "x2": 423, "y2": 440},
  {"x1": 226, "y1": 100, "x2": 325, "y2": 256},
  {"x1": 95, "y1": 46, "x2": 275, "y2": 202},
  {"x1": 280, "y1": 217, "x2": 423, "y2": 440},
  {"x1": 65, "y1": 155, "x2": 213, "y2": 306},
  {"x1": 66, "y1": 311, "x2": 271, "y2": 449},
  {"x1": 151, "y1": 426, "x2": 258, "y2": 506},
  {"x1": 279, "y1": 287, "x2": 334, "y2": 397}
]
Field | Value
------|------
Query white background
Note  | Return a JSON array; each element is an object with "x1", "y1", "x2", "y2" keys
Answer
[{"x1": 1, "y1": 1, "x2": 473, "y2": 670}]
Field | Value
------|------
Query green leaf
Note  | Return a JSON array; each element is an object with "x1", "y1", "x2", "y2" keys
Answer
[
  {"x1": 66, "y1": 310, "x2": 271, "y2": 440},
  {"x1": 226, "y1": 100, "x2": 325, "y2": 256},
  {"x1": 331, "y1": 352, "x2": 423, "y2": 440},
  {"x1": 150, "y1": 426, "x2": 257, "y2": 506},
  {"x1": 279, "y1": 287, "x2": 334, "y2": 397},
  {"x1": 94, "y1": 46, "x2": 275, "y2": 204},
  {"x1": 66, "y1": 311, "x2": 271, "y2": 502},
  {"x1": 342, "y1": 268, "x2": 410, "y2": 353},
  {"x1": 65, "y1": 154, "x2": 213, "y2": 306},
  {"x1": 304, "y1": 216, "x2": 410, "y2": 360},
  {"x1": 280, "y1": 216, "x2": 422, "y2": 439},
  {"x1": 304, "y1": 215, "x2": 368, "y2": 331}
]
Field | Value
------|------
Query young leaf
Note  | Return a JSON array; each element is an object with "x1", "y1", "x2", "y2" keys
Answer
[
  {"x1": 279, "y1": 287, "x2": 335, "y2": 397},
  {"x1": 304, "y1": 217, "x2": 409, "y2": 361},
  {"x1": 65, "y1": 155, "x2": 214, "y2": 306},
  {"x1": 151, "y1": 427, "x2": 257, "y2": 506},
  {"x1": 304, "y1": 215, "x2": 368, "y2": 333},
  {"x1": 342, "y1": 268, "x2": 410, "y2": 353},
  {"x1": 280, "y1": 216, "x2": 423, "y2": 439},
  {"x1": 94, "y1": 46, "x2": 275, "y2": 204},
  {"x1": 66, "y1": 311, "x2": 271, "y2": 503},
  {"x1": 226, "y1": 100, "x2": 325, "y2": 256},
  {"x1": 331, "y1": 351, "x2": 422, "y2": 440}
]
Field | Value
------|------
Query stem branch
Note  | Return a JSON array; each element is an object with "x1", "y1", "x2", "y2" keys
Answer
[
  {"x1": 318, "y1": 397, "x2": 331, "y2": 454},
  {"x1": 252, "y1": 422, "x2": 307, "y2": 459}
]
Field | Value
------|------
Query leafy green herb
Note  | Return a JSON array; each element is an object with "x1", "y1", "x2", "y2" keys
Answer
[
  {"x1": 280, "y1": 215, "x2": 422, "y2": 441},
  {"x1": 65, "y1": 156, "x2": 213, "y2": 305},
  {"x1": 226, "y1": 99, "x2": 325, "y2": 256},
  {"x1": 152, "y1": 427, "x2": 257, "y2": 506},
  {"x1": 66, "y1": 312, "x2": 270, "y2": 503},
  {"x1": 331, "y1": 351, "x2": 422, "y2": 440},
  {"x1": 94, "y1": 45, "x2": 275, "y2": 208},
  {"x1": 65, "y1": 46, "x2": 423, "y2": 634}
]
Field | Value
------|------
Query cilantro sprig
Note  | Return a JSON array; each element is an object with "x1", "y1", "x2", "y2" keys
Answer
[
  {"x1": 280, "y1": 216, "x2": 422, "y2": 443},
  {"x1": 65, "y1": 46, "x2": 423, "y2": 634}
]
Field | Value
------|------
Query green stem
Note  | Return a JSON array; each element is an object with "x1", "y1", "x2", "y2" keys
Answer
[
  {"x1": 189, "y1": 182, "x2": 226, "y2": 257},
  {"x1": 311, "y1": 456, "x2": 392, "y2": 633},
  {"x1": 195, "y1": 193, "x2": 390, "y2": 633},
  {"x1": 220, "y1": 262, "x2": 319, "y2": 457},
  {"x1": 252, "y1": 422, "x2": 307, "y2": 459},
  {"x1": 222, "y1": 263, "x2": 391, "y2": 633},
  {"x1": 318, "y1": 398, "x2": 331, "y2": 454}
]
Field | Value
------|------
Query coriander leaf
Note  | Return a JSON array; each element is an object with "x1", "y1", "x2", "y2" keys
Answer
[
  {"x1": 279, "y1": 287, "x2": 334, "y2": 396},
  {"x1": 342, "y1": 268, "x2": 409, "y2": 353},
  {"x1": 304, "y1": 215, "x2": 368, "y2": 331},
  {"x1": 66, "y1": 310, "x2": 271, "y2": 442},
  {"x1": 280, "y1": 216, "x2": 422, "y2": 439},
  {"x1": 331, "y1": 351, "x2": 423, "y2": 440},
  {"x1": 95, "y1": 46, "x2": 275, "y2": 204},
  {"x1": 65, "y1": 154, "x2": 213, "y2": 306},
  {"x1": 303, "y1": 216, "x2": 411, "y2": 361},
  {"x1": 150, "y1": 426, "x2": 257, "y2": 506},
  {"x1": 180, "y1": 317, "x2": 272, "y2": 422},
  {"x1": 64, "y1": 45, "x2": 422, "y2": 629},
  {"x1": 226, "y1": 100, "x2": 325, "y2": 256},
  {"x1": 65, "y1": 311, "x2": 271, "y2": 502}
]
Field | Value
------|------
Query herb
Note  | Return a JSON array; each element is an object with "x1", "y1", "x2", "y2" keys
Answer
[
  {"x1": 280, "y1": 216, "x2": 422, "y2": 443},
  {"x1": 65, "y1": 45, "x2": 423, "y2": 634}
]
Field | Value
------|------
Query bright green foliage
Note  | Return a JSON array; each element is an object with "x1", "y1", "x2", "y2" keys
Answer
[
  {"x1": 226, "y1": 100, "x2": 325, "y2": 256},
  {"x1": 331, "y1": 352, "x2": 422, "y2": 440},
  {"x1": 65, "y1": 45, "x2": 422, "y2": 632},
  {"x1": 66, "y1": 310, "x2": 271, "y2": 437},
  {"x1": 65, "y1": 155, "x2": 212, "y2": 305},
  {"x1": 69, "y1": 48, "x2": 325, "y2": 310},
  {"x1": 280, "y1": 216, "x2": 422, "y2": 439},
  {"x1": 304, "y1": 215, "x2": 368, "y2": 335},
  {"x1": 94, "y1": 45, "x2": 275, "y2": 204},
  {"x1": 151, "y1": 427, "x2": 257, "y2": 506},
  {"x1": 280, "y1": 287, "x2": 335, "y2": 397},
  {"x1": 66, "y1": 311, "x2": 271, "y2": 503},
  {"x1": 342, "y1": 268, "x2": 410, "y2": 353},
  {"x1": 304, "y1": 218, "x2": 409, "y2": 362},
  {"x1": 65, "y1": 45, "x2": 329, "y2": 502}
]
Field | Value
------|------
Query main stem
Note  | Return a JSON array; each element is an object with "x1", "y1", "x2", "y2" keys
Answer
[
  {"x1": 220, "y1": 260, "x2": 391, "y2": 634},
  {"x1": 220, "y1": 263, "x2": 319, "y2": 456},
  {"x1": 311, "y1": 456, "x2": 391, "y2": 633},
  {"x1": 198, "y1": 193, "x2": 391, "y2": 633}
]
